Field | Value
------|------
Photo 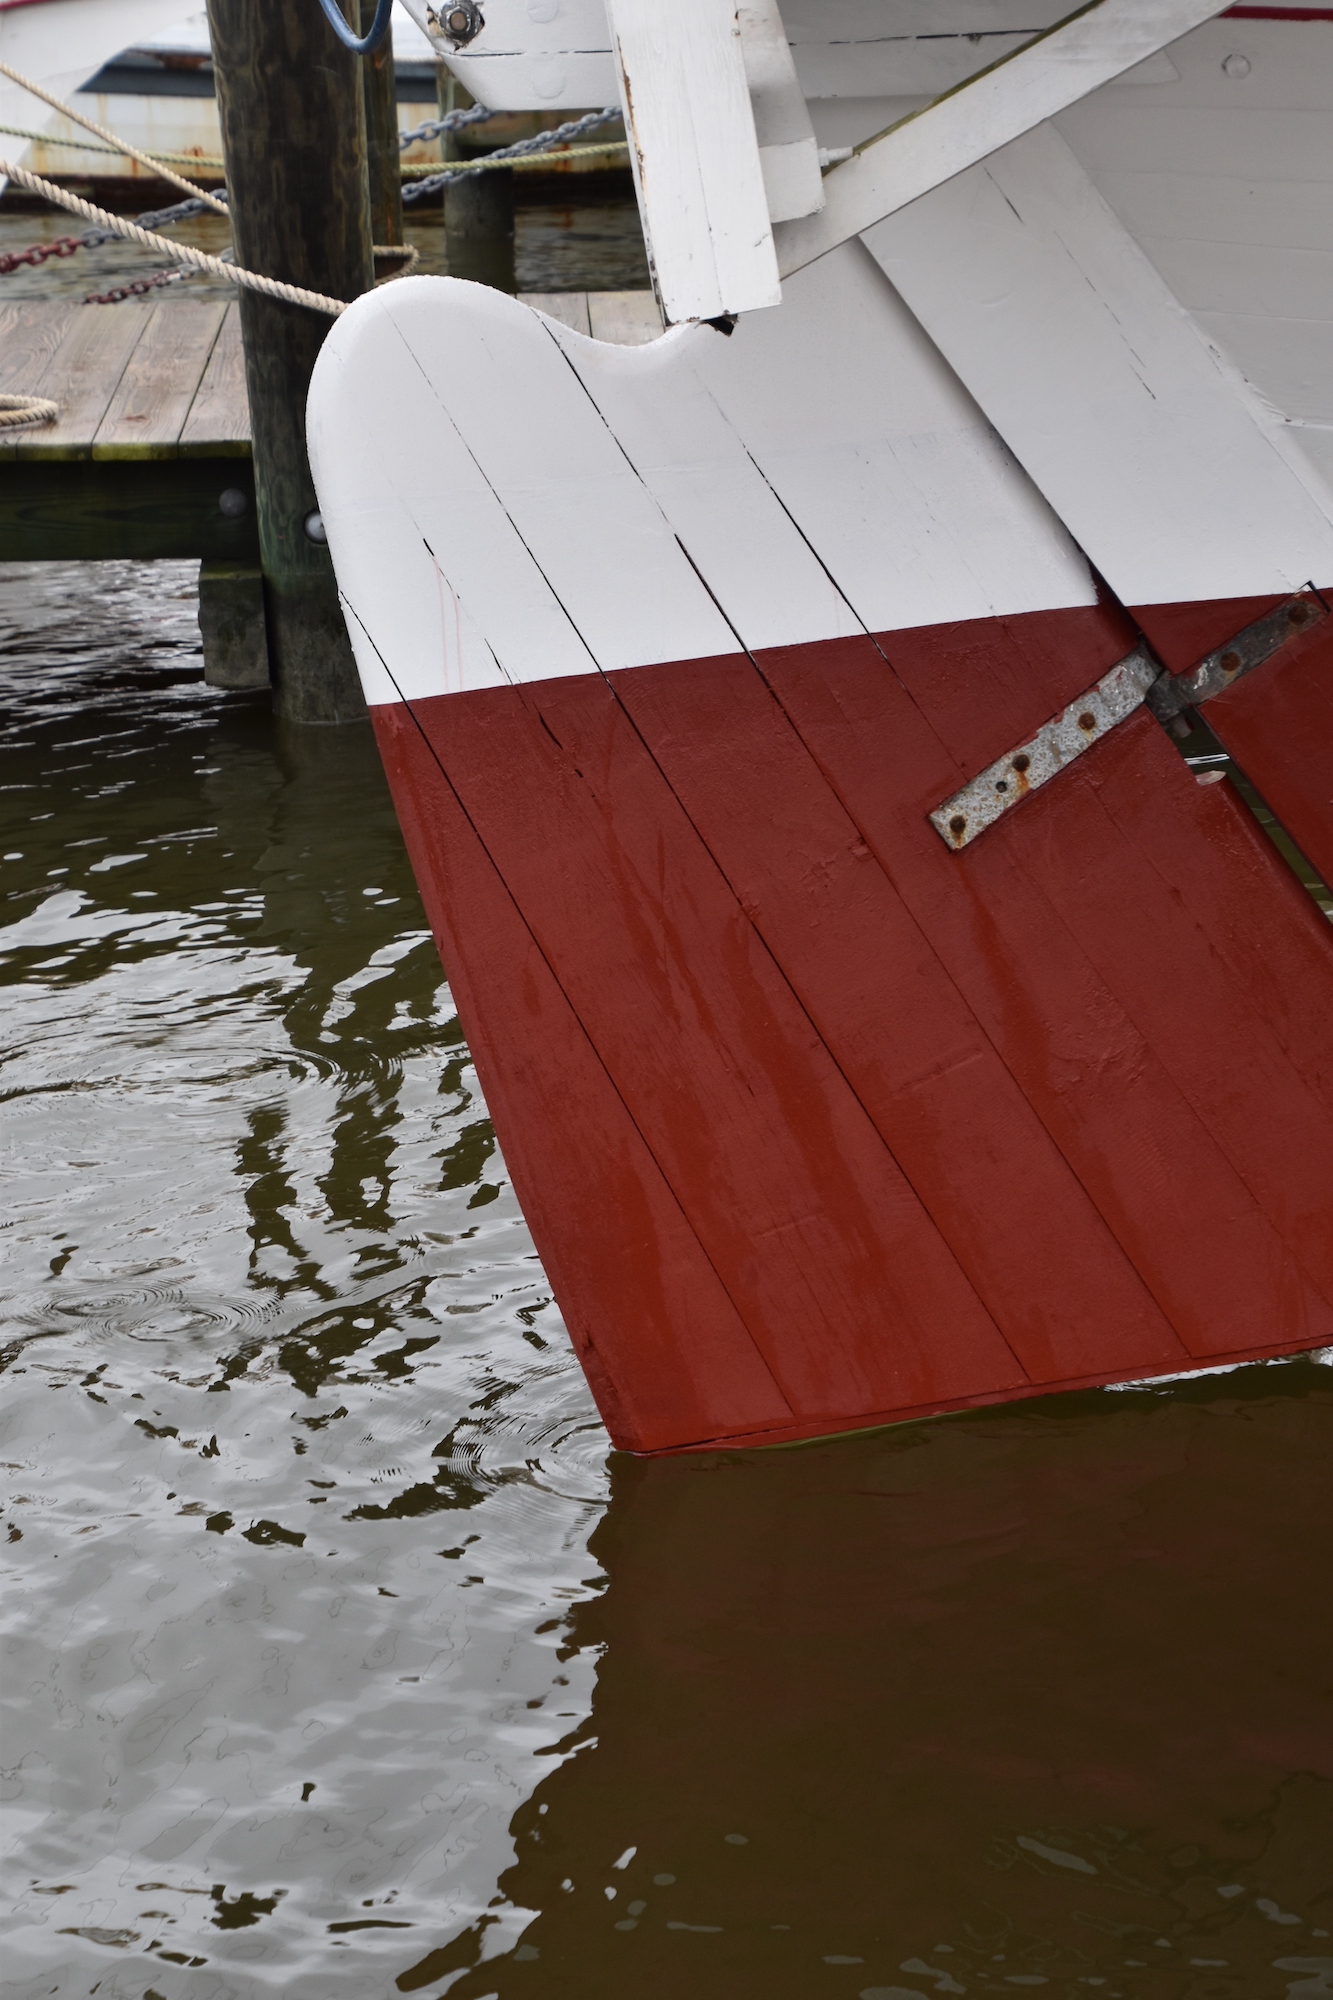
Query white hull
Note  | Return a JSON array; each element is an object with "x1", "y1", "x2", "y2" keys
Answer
[{"x1": 0, "y1": 0, "x2": 196, "y2": 131}]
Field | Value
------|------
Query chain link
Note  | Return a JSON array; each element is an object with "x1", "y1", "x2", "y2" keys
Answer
[
  {"x1": 0, "y1": 235, "x2": 83, "y2": 273},
  {"x1": 84, "y1": 268, "x2": 184, "y2": 304},
  {"x1": 397, "y1": 102, "x2": 497, "y2": 149},
  {"x1": 401, "y1": 105, "x2": 621, "y2": 203}
]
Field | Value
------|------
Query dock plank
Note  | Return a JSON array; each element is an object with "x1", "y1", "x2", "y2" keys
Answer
[
  {"x1": 0, "y1": 304, "x2": 78, "y2": 462},
  {"x1": 587, "y1": 289, "x2": 663, "y2": 345},
  {"x1": 14, "y1": 305, "x2": 153, "y2": 462},
  {"x1": 93, "y1": 300, "x2": 230, "y2": 458},
  {"x1": 519, "y1": 291, "x2": 592, "y2": 336},
  {"x1": 179, "y1": 303, "x2": 251, "y2": 456}
]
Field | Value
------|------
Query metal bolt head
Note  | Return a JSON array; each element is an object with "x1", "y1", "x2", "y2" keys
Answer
[
  {"x1": 949, "y1": 815, "x2": 967, "y2": 838},
  {"x1": 1219, "y1": 650, "x2": 1241, "y2": 673},
  {"x1": 218, "y1": 487, "x2": 248, "y2": 518},
  {"x1": 1222, "y1": 51, "x2": 1251, "y2": 78},
  {"x1": 1077, "y1": 711, "x2": 1096, "y2": 732},
  {"x1": 303, "y1": 511, "x2": 328, "y2": 544},
  {"x1": 439, "y1": 0, "x2": 484, "y2": 43},
  {"x1": 1288, "y1": 602, "x2": 1310, "y2": 624},
  {"x1": 1011, "y1": 753, "x2": 1030, "y2": 775}
]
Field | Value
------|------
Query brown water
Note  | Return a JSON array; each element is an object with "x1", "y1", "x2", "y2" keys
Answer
[
  {"x1": 1, "y1": 559, "x2": 1332, "y2": 2000},
  {"x1": 0, "y1": 189, "x2": 650, "y2": 301}
]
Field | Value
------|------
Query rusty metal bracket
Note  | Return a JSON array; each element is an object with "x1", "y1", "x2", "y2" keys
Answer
[
  {"x1": 930, "y1": 648, "x2": 1158, "y2": 850},
  {"x1": 1144, "y1": 590, "x2": 1327, "y2": 723},
  {"x1": 930, "y1": 590, "x2": 1328, "y2": 851}
]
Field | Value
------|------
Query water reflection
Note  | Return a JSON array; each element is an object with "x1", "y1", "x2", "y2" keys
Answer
[
  {"x1": 0, "y1": 561, "x2": 607, "y2": 2000},
  {"x1": 440, "y1": 1372, "x2": 1333, "y2": 2000},
  {"x1": 2, "y1": 563, "x2": 1331, "y2": 2000}
]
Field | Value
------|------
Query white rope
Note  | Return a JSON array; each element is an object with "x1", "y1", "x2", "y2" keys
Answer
[
  {"x1": 0, "y1": 393, "x2": 58, "y2": 430},
  {"x1": 0, "y1": 160, "x2": 347, "y2": 314},
  {"x1": 0, "y1": 57, "x2": 229, "y2": 215},
  {"x1": 374, "y1": 241, "x2": 419, "y2": 276}
]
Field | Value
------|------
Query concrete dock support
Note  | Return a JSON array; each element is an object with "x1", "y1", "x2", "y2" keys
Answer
[{"x1": 205, "y1": 0, "x2": 374, "y2": 723}]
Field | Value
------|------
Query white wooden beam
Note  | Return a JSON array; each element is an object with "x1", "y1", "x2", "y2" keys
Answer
[
  {"x1": 858, "y1": 124, "x2": 1333, "y2": 607},
  {"x1": 774, "y1": 0, "x2": 1233, "y2": 278},
  {"x1": 738, "y1": 0, "x2": 823, "y2": 225},
  {"x1": 607, "y1": 0, "x2": 780, "y2": 324}
]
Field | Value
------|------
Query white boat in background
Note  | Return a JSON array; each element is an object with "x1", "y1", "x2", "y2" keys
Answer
[
  {"x1": 0, "y1": 0, "x2": 196, "y2": 140},
  {"x1": 0, "y1": 1, "x2": 453, "y2": 185}
]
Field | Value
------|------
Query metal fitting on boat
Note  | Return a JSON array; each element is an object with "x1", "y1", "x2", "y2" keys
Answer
[{"x1": 430, "y1": 0, "x2": 485, "y2": 46}]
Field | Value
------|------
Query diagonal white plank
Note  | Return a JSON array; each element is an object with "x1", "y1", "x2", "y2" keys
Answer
[
  {"x1": 774, "y1": 0, "x2": 1232, "y2": 278},
  {"x1": 859, "y1": 122, "x2": 1333, "y2": 607}
]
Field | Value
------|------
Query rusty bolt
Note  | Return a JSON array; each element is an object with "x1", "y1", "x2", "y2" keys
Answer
[
  {"x1": 995, "y1": 779, "x2": 1009, "y2": 793},
  {"x1": 1288, "y1": 602, "x2": 1310, "y2": 624},
  {"x1": 1220, "y1": 650, "x2": 1241, "y2": 673},
  {"x1": 1077, "y1": 711, "x2": 1096, "y2": 732},
  {"x1": 949, "y1": 815, "x2": 967, "y2": 838},
  {"x1": 1012, "y1": 753, "x2": 1030, "y2": 774}
]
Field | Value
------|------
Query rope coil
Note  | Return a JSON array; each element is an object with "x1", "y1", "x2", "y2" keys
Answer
[{"x1": 0, "y1": 393, "x2": 59, "y2": 430}]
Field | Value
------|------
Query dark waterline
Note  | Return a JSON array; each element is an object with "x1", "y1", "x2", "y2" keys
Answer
[{"x1": 1, "y1": 561, "x2": 1331, "y2": 2000}]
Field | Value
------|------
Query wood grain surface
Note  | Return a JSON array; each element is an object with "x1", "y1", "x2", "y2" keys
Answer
[
  {"x1": 0, "y1": 303, "x2": 76, "y2": 463},
  {"x1": 610, "y1": 647, "x2": 1186, "y2": 1387},
  {"x1": 367, "y1": 611, "x2": 1333, "y2": 1450},
  {"x1": 21, "y1": 305, "x2": 152, "y2": 461},
  {"x1": 0, "y1": 302, "x2": 242, "y2": 461},
  {"x1": 1206, "y1": 614, "x2": 1333, "y2": 893},
  {"x1": 862, "y1": 122, "x2": 1333, "y2": 608},
  {"x1": 93, "y1": 301, "x2": 231, "y2": 457},
  {"x1": 370, "y1": 700, "x2": 794, "y2": 1455},
  {"x1": 413, "y1": 671, "x2": 1028, "y2": 1423},
  {"x1": 764, "y1": 626, "x2": 1333, "y2": 1368},
  {"x1": 179, "y1": 302, "x2": 251, "y2": 456}
]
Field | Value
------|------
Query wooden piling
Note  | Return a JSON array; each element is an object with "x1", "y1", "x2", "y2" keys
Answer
[
  {"x1": 436, "y1": 65, "x2": 516, "y2": 293},
  {"x1": 205, "y1": 0, "x2": 374, "y2": 723},
  {"x1": 360, "y1": 0, "x2": 404, "y2": 251}
]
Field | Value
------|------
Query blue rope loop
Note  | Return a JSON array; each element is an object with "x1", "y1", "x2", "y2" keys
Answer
[{"x1": 316, "y1": 0, "x2": 394, "y2": 56}]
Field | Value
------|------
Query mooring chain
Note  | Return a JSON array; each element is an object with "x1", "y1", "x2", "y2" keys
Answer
[
  {"x1": 0, "y1": 234, "x2": 84, "y2": 273},
  {"x1": 0, "y1": 161, "x2": 350, "y2": 312},
  {"x1": 397, "y1": 102, "x2": 497, "y2": 149},
  {"x1": 401, "y1": 105, "x2": 622, "y2": 202},
  {"x1": 0, "y1": 190, "x2": 229, "y2": 282}
]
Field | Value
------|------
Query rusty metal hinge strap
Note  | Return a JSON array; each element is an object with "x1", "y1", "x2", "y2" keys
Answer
[
  {"x1": 931, "y1": 590, "x2": 1327, "y2": 851},
  {"x1": 1145, "y1": 591, "x2": 1325, "y2": 721},
  {"x1": 930, "y1": 649, "x2": 1157, "y2": 850}
]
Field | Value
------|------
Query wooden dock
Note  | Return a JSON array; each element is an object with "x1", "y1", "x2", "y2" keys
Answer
[{"x1": 0, "y1": 291, "x2": 662, "y2": 565}]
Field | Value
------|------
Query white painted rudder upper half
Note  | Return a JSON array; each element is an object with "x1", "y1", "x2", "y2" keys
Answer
[{"x1": 307, "y1": 262, "x2": 1095, "y2": 710}]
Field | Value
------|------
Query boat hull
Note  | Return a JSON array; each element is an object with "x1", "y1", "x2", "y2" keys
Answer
[
  {"x1": 371, "y1": 603, "x2": 1333, "y2": 1454},
  {"x1": 307, "y1": 29, "x2": 1333, "y2": 1444}
]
